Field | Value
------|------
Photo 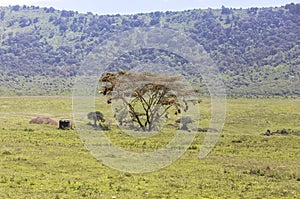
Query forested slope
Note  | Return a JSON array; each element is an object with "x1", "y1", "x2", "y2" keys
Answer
[{"x1": 0, "y1": 3, "x2": 299, "y2": 96}]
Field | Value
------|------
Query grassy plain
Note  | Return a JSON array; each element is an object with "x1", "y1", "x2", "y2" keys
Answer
[{"x1": 0, "y1": 97, "x2": 299, "y2": 198}]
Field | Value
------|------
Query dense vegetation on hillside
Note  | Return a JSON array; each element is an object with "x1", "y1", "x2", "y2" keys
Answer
[{"x1": 0, "y1": 3, "x2": 299, "y2": 96}]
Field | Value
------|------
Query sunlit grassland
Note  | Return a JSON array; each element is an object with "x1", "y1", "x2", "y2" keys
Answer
[{"x1": 0, "y1": 97, "x2": 299, "y2": 198}]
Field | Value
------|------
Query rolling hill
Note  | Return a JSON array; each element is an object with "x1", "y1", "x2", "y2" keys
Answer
[{"x1": 0, "y1": 3, "x2": 299, "y2": 96}]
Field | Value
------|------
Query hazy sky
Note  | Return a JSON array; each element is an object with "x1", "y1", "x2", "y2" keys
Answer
[{"x1": 0, "y1": 0, "x2": 299, "y2": 14}]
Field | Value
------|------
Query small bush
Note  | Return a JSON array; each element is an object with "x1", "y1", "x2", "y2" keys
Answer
[{"x1": 249, "y1": 168, "x2": 265, "y2": 176}]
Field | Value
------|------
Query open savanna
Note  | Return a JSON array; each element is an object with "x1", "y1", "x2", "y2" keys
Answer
[{"x1": 0, "y1": 96, "x2": 299, "y2": 198}]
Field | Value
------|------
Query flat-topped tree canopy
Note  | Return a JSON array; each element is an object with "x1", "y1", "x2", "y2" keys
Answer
[{"x1": 99, "y1": 71, "x2": 199, "y2": 131}]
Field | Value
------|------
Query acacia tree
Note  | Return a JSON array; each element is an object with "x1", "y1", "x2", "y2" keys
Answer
[{"x1": 99, "y1": 71, "x2": 199, "y2": 132}]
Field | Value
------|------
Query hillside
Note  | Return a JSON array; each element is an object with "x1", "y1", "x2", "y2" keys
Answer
[{"x1": 0, "y1": 3, "x2": 299, "y2": 96}]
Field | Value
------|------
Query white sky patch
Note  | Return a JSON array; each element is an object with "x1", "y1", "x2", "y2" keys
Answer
[
  {"x1": 0, "y1": 0, "x2": 61, "y2": 7},
  {"x1": 0, "y1": 0, "x2": 298, "y2": 15}
]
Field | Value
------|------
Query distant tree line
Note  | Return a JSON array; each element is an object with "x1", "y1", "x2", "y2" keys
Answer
[{"x1": 0, "y1": 3, "x2": 299, "y2": 96}]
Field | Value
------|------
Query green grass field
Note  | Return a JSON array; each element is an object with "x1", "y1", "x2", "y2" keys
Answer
[{"x1": 0, "y1": 97, "x2": 299, "y2": 198}]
